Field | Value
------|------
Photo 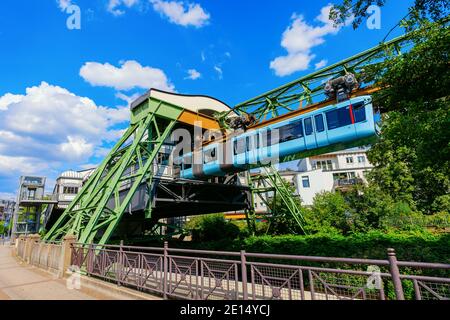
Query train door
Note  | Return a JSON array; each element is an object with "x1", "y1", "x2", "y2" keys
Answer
[
  {"x1": 351, "y1": 101, "x2": 369, "y2": 138},
  {"x1": 314, "y1": 114, "x2": 327, "y2": 147},
  {"x1": 247, "y1": 133, "x2": 258, "y2": 165},
  {"x1": 245, "y1": 135, "x2": 253, "y2": 165},
  {"x1": 303, "y1": 117, "x2": 317, "y2": 150}
]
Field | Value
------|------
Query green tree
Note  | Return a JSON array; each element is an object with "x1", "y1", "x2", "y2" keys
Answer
[
  {"x1": 366, "y1": 21, "x2": 450, "y2": 214},
  {"x1": 330, "y1": 0, "x2": 449, "y2": 30},
  {"x1": 304, "y1": 191, "x2": 352, "y2": 235},
  {"x1": 0, "y1": 222, "x2": 6, "y2": 236},
  {"x1": 266, "y1": 182, "x2": 306, "y2": 235},
  {"x1": 185, "y1": 214, "x2": 241, "y2": 242}
]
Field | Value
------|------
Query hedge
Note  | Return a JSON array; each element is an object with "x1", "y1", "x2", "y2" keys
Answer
[{"x1": 164, "y1": 231, "x2": 449, "y2": 264}]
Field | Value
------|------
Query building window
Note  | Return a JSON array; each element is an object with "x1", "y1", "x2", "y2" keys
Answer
[
  {"x1": 27, "y1": 189, "x2": 36, "y2": 200},
  {"x1": 346, "y1": 157, "x2": 354, "y2": 164},
  {"x1": 313, "y1": 159, "x2": 333, "y2": 171},
  {"x1": 357, "y1": 155, "x2": 365, "y2": 163},
  {"x1": 302, "y1": 176, "x2": 310, "y2": 188},
  {"x1": 63, "y1": 187, "x2": 79, "y2": 194}
]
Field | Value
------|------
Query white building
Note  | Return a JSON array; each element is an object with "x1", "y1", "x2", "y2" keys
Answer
[
  {"x1": 244, "y1": 147, "x2": 373, "y2": 215},
  {"x1": 295, "y1": 147, "x2": 373, "y2": 205},
  {"x1": 43, "y1": 169, "x2": 95, "y2": 228}
]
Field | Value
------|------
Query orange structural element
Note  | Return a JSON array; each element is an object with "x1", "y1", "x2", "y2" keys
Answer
[{"x1": 178, "y1": 109, "x2": 221, "y2": 130}]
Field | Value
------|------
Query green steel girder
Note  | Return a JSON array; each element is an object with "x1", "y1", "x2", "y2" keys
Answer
[
  {"x1": 246, "y1": 166, "x2": 306, "y2": 235},
  {"x1": 217, "y1": 31, "x2": 416, "y2": 125},
  {"x1": 44, "y1": 98, "x2": 183, "y2": 246}
]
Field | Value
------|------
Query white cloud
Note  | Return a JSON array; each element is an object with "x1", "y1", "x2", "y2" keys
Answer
[
  {"x1": 0, "y1": 192, "x2": 16, "y2": 200},
  {"x1": 270, "y1": 4, "x2": 350, "y2": 77},
  {"x1": 270, "y1": 53, "x2": 315, "y2": 78},
  {"x1": 80, "y1": 60, "x2": 175, "y2": 92},
  {"x1": 315, "y1": 59, "x2": 328, "y2": 69},
  {"x1": 57, "y1": 0, "x2": 73, "y2": 11},
  {"x1": 214, "y1": 65, "x2": 223, "y2": 79},
  {"x1": 0, "y1": 155, "x2": 53, "y2": 176},
  {"x1": 185, "y1": 69, "x2": 201, "y2": 80},
  {"x1": 58, "y1": 136, "x2": 94, "y2": 159},
  {"x1": 116, "y1": 92, "x2": 142, "y2": 105},
  {"x1": 150, "y1": 0, "x2": 210, "y2": 27},
  {"x1": 0, "y1": 82, "x2": 129, "y2": 174},
  {"x1": 107, "y1": 0, "x2": 140, "y2": 16},
  {"x1": 0, "y1": 93, "x2": 23, "y2": 111}
]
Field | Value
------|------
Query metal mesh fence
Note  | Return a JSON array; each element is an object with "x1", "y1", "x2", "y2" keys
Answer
[{"x1": 69, "y1": 243, "x2": 449, "y2": 301}]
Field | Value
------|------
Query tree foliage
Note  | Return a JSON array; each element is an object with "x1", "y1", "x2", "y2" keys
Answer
[
  {"x1": 185, "y1": 214, "x2": 241, "y2": 242},
  {"x1": 366, "y1": 21, "x2": 450, "y2": 213},
  {"x1": 330, "y1": 0, "x2": 449, "y2": 29}
]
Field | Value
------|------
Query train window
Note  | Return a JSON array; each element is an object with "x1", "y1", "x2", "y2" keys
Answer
[
  {"x1": 315, "y1": 114, "x2": 325, "y2": 132},
  {"x1": 183, "y1": 156, "x2": 192, "y2": 170},
  {"x1": 204, "y1": 148, "x2": 217, "y2": 163},
  {"x1": 234, "y1": 138, "x2": 246, "y2": 155},
  {"x1": 304, "y1": 117, "x2": 313, "y2": 136},
  {"x1": 246, "y1": 136, "x2": 252, "y2": 152},
  {"x1": 279, "y1": 120, "x2": 304, "y2": 143},
  {"x1": 261, "y1": 130, "x2": 272, "y2": 147},
  {"x1": 326, "y1": 107, "x2": 352, "y2": 130},
  {"x1": 353, "y1": 102, "x2": 366, "y2": 123}
]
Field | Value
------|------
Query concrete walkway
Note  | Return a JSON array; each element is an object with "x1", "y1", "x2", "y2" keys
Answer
[{"x1": 0, "y1": 245, "x2": 137, "y2": 300}]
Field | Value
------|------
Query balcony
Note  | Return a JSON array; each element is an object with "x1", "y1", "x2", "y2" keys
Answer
[{"x1": 333, "y1": 178, "x2": 364, "y2": 190}]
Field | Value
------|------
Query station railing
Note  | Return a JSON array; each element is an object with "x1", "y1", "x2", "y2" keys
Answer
[{"x1": 70, "y1": 242, "x2": 450, "y2": 300}]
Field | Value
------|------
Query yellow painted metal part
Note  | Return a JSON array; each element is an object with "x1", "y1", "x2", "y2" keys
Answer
[{"x1": 178, "y1": 110, "x2": 221, "y2": 130}]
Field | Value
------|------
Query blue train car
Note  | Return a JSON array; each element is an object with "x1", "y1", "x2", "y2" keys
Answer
[{"x1": 177, "y1": 95, "x2": 377, "y2": 180}]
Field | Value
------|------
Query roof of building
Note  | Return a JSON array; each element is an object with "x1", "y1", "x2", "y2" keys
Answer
[
  {"x1": 59, "y1": 170, "x2": 83, "y2": 179},
  {"x1": 131, "y1": 88, "x2": 237, "y2": 118},
  {"x1": 318, "y1": 147, "x2": 370, "y2": 156}
]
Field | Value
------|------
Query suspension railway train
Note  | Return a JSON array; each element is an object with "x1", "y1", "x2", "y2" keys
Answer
[{"x1": 175, "y1": 94, "x2": 378, "y2": 180}]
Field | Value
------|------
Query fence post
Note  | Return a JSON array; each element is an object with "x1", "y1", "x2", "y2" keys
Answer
[
  {"x1": 387, "y1": 248, "x2": 405, "y2": 300},
  {"x1": 118, "y1": 240, "x2": 124, "y2": 286},
  {"x1": 163, "y1": 241, "x2": 168, "y2": 300},
  {"x1": 240, "y1": 250, "x2": 248, "y2": 300},
  {"x1": 25, "y1": 234, "x2": 40, "y2": 264},
  {"x1": 60, "y1": 234, "x2": 77, "y2": 278}
]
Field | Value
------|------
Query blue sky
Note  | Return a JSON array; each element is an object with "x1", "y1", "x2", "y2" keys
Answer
[{"x1": 0, "y1": 0, "x2": 413, "y2": 198}]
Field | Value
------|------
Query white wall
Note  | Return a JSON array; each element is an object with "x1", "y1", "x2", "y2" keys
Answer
[{"x1": 296, "y1": 170, "x2": 335, "y2": 206}]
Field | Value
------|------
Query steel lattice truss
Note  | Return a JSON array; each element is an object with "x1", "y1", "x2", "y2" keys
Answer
[
  {"x1": 44, "y1": 100, "x2": 183, "y2": 245},
  {"x1": 246, "y1": 166, "x2": 306, "y2": 234},
  {"x1": 217, "y1": 32, "x2": 416, "y2": 126}
]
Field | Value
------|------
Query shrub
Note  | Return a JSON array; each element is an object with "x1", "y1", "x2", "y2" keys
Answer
[{"x1": 185, "y1": 214, "x2": 241, "y2": 242}]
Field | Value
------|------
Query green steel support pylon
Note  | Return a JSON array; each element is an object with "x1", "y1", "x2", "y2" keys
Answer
[
  {"x1": 44, "y1": 96, "x2": 184, "y2": 245},
  {"x1": 247, "y1": 166, "x2": 307, "y2": 234}
]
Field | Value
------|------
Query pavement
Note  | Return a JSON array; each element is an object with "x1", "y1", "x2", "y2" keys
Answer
[{"x1": 0, "y1": 244, "x2": 150, "y2": 300}]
